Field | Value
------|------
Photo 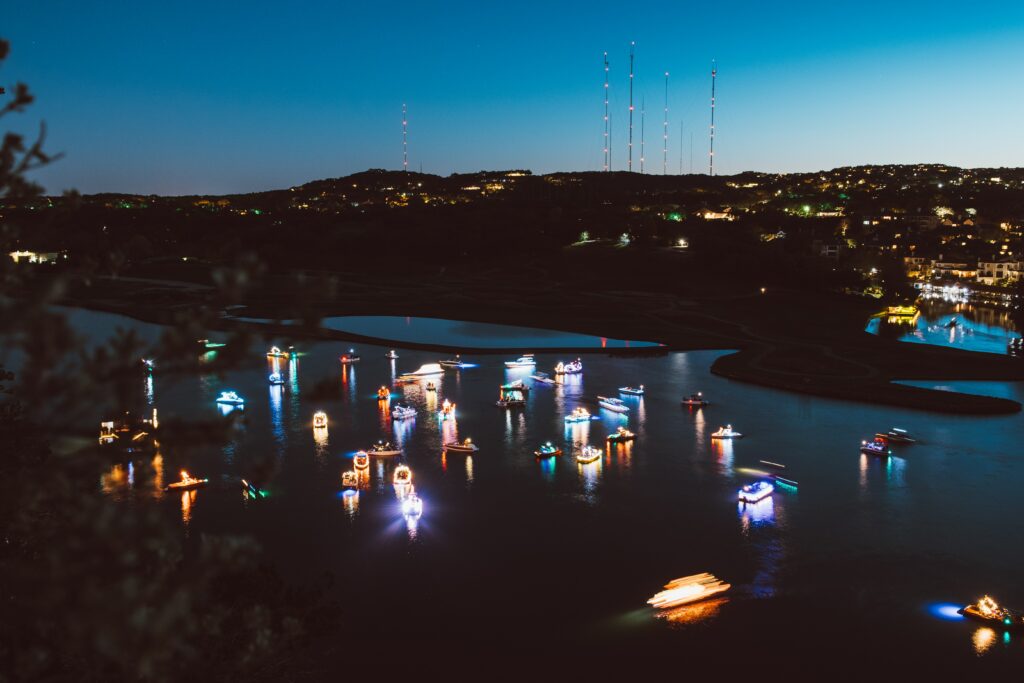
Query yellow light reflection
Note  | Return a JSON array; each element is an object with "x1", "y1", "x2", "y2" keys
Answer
[
  {"x1": 343, "y1": 491, "x2": 359, "y2": 518},
  {"x1": 465, "y1": 455, "x2": 474, "y2": 484},
  {"x1": 180, "y1": 489, "x2": 197, "y2": 525},
  {"x1": 152, "y1": 453, "x2": 165, "y2": 497},
  {"x1": 656, "y1": 597, "x2": 729, "y2": 626},
  {"x1": 973, "y1": 627, "x2": 997, "y2": 655}
]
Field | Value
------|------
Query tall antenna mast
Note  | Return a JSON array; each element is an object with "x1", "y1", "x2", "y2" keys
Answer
[
  {"x1": 402, "y1": 103, "x2": 408, "y2": 173},
  {"x1": 662, "y1": 72, "x2": 669, "y2": 175},
  {"x1": 640, "y1": 95, "x2": 646, "y2": 173},
  {"x1": 679, "y1": 119, "x2": 683, "y2": 174},
  {"x1": 603, "y1": 52, "x2": 610, "y2": 172},
  {"x1": 628, "y1": 41, "x2": 635, "y2": 172},
  {"x1": 709, "y1": 61, "x2": 717, "y2": 175}
]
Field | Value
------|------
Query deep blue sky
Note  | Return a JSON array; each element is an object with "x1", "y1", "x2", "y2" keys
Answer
[{"x1": 5, "y1": 1, "x2": 1024, "y2": 195}]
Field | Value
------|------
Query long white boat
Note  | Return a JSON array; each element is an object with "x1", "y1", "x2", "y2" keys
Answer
[
  {"x1": 398, "y1": 363, "x2": 444, "y2": 380},
  {"x1": 444, "y1": 438, "x2": 479, "y2": 453},
  {"x1": 564, "y1": 407, "x2": 596, "y2": 423},
  {"x1": 554, "y1": 359, "x2": 583, "y2": 374},
  {"x1": 597, "y1": 396, "x2": 630, "y2": 413},
  {"x1": 504, "y1": 354, "x2": 536, "y2": 368},
  {"x1": 367, "y1": 440, "x2": 402, "y2": 456},
  {"x1": 391, "y1": 404, "x2": 416, "y2": 420}
]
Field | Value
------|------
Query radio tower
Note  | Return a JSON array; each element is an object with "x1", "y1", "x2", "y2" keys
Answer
[
  {"x1": 603, "y1": 52, "x2": 610, "y2": 172},
  {"x1": 640, "y1": 96, "x2": 646, "y2": 173},
  {"x1": 662, "y1": 72, "x2": 669, "y2": 175},
  {"x1": 402, "y1": 103, "x2": 408, "y2": 173},
  {"x1": 628, "y1": 41, "x2": 635, "y2": 172},
  {"x1": 708, "y1": 61, "x2": 716, "y2": 176}
]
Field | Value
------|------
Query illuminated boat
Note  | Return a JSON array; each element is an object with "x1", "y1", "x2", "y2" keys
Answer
[
  {"x1": 876, "y1": 427, "x2": 916, "y2": 444},
  {"x1": 576, "y1": 445, "x2": 602, "y2": 464},
  {"x1": 267, "y1": 346, "x2": 290, "y2": 358},
  {"x1": 444, "y1": 438, "x2": 479, "y2": 453},
  {"x1": 98, "y1": 409, "x2": 159, "y2": 448},
  {"x1": 215, "y1": 390, "x2": 245, "y2": 406},
  {"x1": 198, "y1": 338, "x2": 225, "y2": 351},
  {"x1": 606, "y1": 426, "x2": 635, "y2": 443},
  {"x1": 710, "y1": 425, "x2": 741, "y2": 439},
  {"x1": 504, "y1": 354, "x2": 536, "y2": 368},
  {"x1": 438, "y1": 399, "x2": 456, "y2": 420},
  {"x1": 165, "y1": 470, "x2": 208, "y2": 491},
  {"x1": 312, "y1": 411, "x2": 328, "y2": 429},
  {"x1": 339, "y1": 349, "x2": 361, "y2": 364},
  {"x1": 141, "y1": 358, "x2": 155, "y2": 372},
  {"x1": 426, "y1": 381, "x2": 436, "y2": 392},
  {"x1": 958, "y1": 596, "x2": 1024, "y2": 631},
  {"x1": 399, "y1": 363, "x2": 444, "y2": 378},
  {"x1": 342, "y1": 470, "x2": 359, "y2": 489},
  {"x1": 393, "y1": 465, "x2": 412, "y2": 486},
  {"x1": 564, "y1": 407, "x2": 596, "y2": 423},
  {"x1": 497, "y1": 383, "x2": 527, "y2": 408},
  {"x1": 377, "y1": 385, "x2": 391, "y2": 400},
  {"x1": 619, "y1": 385, "x2": 644, "y2": 396},
  {"x1": 531, "y1": 371, "x2": 557, "y2": 384},
  {"x1": 681, "y1": 392, "x2": 708, "y2": 407},
  {"x1": 860, "y1": 438, "x2": 889, "y2": 456},
  {"x1": 554, "y1": 358, "x2": 583, "y2": 374},
  {"x1": 353, "y1": 452, "x2": 370, "y2": 469},
  {"x1": 534, "y1": 442, "x2": 562, "y2": 458},
  {"x1": 440, "y1": 355, "x2": 471, "y2": 369},
  {"x1": 368, "y1": 440, "x2": 402, "y2": 456},
  {"x1": 738, "y1": 480, "x2": 774, "y2": 503},
  {"x1": 268, "y1": 372, "x2": 285, "y2": 385},
  {"x1": 597, "y1": 396, "x2": 630, "y2": 413},
  {"x1": 241, "y1": 479, "x2": 266, "y2": 498},
  {"x1": 391, "y1": 404, "x2": 416, "y2": 420},
  {"x1": 647, "y1": 573, "x2": 731, "y2": 610},
  {"x1": 402, "y1": 493, "x2": 423, "y2": 519},
  {"x1": 386, "y1": 349, "x2": 399, "y2": 359}
]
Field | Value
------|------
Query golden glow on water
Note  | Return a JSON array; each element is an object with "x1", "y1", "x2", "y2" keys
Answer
[
  {"x1": 180, "y1": 489, "x2": 196, "y2": 525},
  {"x1": 343, "y1": 491, "x2": 359, "y2": 518},
  {"x1": 101, "y1": 464, "x2": 129, "y2": 495},
  {"x1": 465, "y1": 455, "x2": 474, "y2": 484},
  {"x1": 656, "y1": 597, "x2": 728, "y2": 626},
  {"x1": 152, "y1": 453, "x2": 164, "y2": 497},
  {"x1": 711, "y1": 437, "x2": 734, "y2": 474},
  {"x1": 972, "y1": 627, "x2": 997, "y2": 655}
]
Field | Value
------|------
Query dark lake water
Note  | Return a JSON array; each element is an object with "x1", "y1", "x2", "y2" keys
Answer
[
  {"x1": 48, "y1": 309, "x2": 1024, "y2": 673},
  {"x1": 867, "y1": 300, "x2": 1021, "y2": 355}
]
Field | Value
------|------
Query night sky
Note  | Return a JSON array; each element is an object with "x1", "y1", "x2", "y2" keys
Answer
[{"x1": 6, "y1": 1, "x2": 1024, "y2": 194}]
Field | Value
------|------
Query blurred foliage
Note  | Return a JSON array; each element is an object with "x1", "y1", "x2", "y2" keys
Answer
[{"x1": 0, "y1": 39, "x2": 334, "y2": 682}]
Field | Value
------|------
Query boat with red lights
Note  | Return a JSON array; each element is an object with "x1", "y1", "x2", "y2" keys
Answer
[
  {"x1": 339, "y1": 349, "x2": 361, "y2": 364},
  {"x1": 681, "y1": 392, "x2": 709, "y2": 407}
]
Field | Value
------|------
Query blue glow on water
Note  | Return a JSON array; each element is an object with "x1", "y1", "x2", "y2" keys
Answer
[{"x1": 929, "y1": 603, "x2": 966, "y2": 621}]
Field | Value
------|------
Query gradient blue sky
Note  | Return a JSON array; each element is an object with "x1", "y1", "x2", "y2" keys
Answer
[{"x1": 5, "y1": 1, "x2": 1024, "y2": 194}]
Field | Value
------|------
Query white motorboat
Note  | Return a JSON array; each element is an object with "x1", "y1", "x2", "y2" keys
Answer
[
  {"x1": 710, "y1": 425, "x2": 742, "y2": 439},
  {"x1": 597, "y1": 396, "x2": 630, "y2": 413},
  {"x1": 504, "y1": 354, "x2": 536, "y2": 368},
  {"x1": 392, "y1": 404, "x2": 416, "y2": 420},
  {"x1": 444, "y1": 438, "x2": 479, "y2": 453}
]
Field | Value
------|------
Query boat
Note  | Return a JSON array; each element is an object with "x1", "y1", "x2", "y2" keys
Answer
[
  {"x1": 771, "y1": 474, "x2": 799, "y2": 488},
  {"x1": 215, "y1": 390, "x2": 245, "y2": 406},
  {"x1": 353, "y1": 452, "x2": 369, "y2": 469},
  {"x1": 268, "y1": 372, "x2": 285, "y2": 385},
  {"x1": 342, "y1": 470, "x2": 359, "y2": 489},
  {"x1": 647, "y1": 573, "x2": 731, "y2": 610},
  {"x1": 391, "y1": 404, "x2": 416, "y2": 420},
  {"x1": 98, "y1": 409, "x2": 159, "y2": 448},
  {"x1": 504, "y1": 354, "x2": 536, "y2": 368},
  {"x1": 399, "y1": 363, "x2": 444, "y2": 379},
  {"x1": 597, "y1": 396, "x2": 630, "y2": 413},
  {"x1": 554, "y1": 358, "x2": 583, "y2": 375},
  {"x1": 738, "y1": 480, "x2": 774, "y2": 503},
  {"x1": 267, "y1": 346, "x2": 291, "y2": 358},
  {"x1": 860, "y1": 438, "x2": 890, "y2": 456},
  {"x1": 438, "y1": 399, "x2": 456, "y2": 420},
  {"x1": 368, "y1": 440, "x2": 402, "y2": 456},
  {"x1": 241, "y1": 479, "x2": 267, "y2": 498},
  {"x1": 710, "y1": 425, "x2": 741, "y2": 439},
  {"x1": 393, "y1": 465, "x2": 412, "y2": 486},
  {"x1": 681, "y1": 392, "x2": 709, "y2": 407},
  {"x1": 197, "y1": 338, "x2": 225, "y2": 351},
  {"x1": 531, "y1": 371, "x2": 557, "y2": 384},
  {"x1": 444, "y1": 438, "x2": 479, "y2": 453},
  {"x1": 165, "y1": 470, "x2": 208, "y2": 491},
  {"x1": 564, "y1": 407, "x2": 596, "y2": 423},
  {"x1": 312, "y1": 411, "x2": 328, "y2": 429},
  {"x1": 339, "y1": 349, "x2": 361, "y2": 364},
  {"x1": 377, "y1": 385, "x2": 391, "y2": 400},
  {"x1": 440, "y1": 355, "x2": 472, "y2": 369},
  {"x1": 497, "y1": 382, "x2": 527, "y2": 408},
  {"x1": 576, "y1": 445, "x2": 602, "y2": 464},
  {"x1": 141, "y1": 358, "x2": 155, "y2": 372},
  {"x1": 386, "y1": 349, "x2": 399, "y2": 359},
  {"x1": 426, "y1": 381, "x2": 436, "y2": 392},
  {"x1": 876, "y1": 427, "x2": 916, "y2": 444},
  {"x1": 534, "y1": 442, "x2": 562, "y2": 458},
  {"x1": 606, "y1": 427, "x2": 635, "y2": 443},
  {"x1": 958, "y1": 596, "x2": 1024, "y2": 631},
  {"x1": 501, "y1": 379, "x2": 530, "y2": 392},
  {"x1": 619, "y1": 385, "x2": 644, "y2": 396},
  {"x1": 402, "y1": 494, "x2": 423, "y2": 518}
]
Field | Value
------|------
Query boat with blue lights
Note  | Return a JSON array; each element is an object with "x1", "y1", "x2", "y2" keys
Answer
[
  {"x1": 576, "y1": 445, "x2": 602, "y2": 464},
  {"x1": 860, "y1": 438, "x2": 889, "y2": 456},
  {"x1": 391, "y1": 404, "x2": 416, "y2": 420},
  {"x1": 598, "y1": 396, "x2": 630, "y2": 413},
  {"x1": 444, "y1": 438, "x2": 478, "y2": 453},
  {"x1": 215, "y1": 390, "x2": 245, "y2": 406},
  {"x1": 681, "y1": 392, "x2": 708, "y2": 407},
  {"x1": 564, "y1": 407, "x2": 596, "y2": 423},
  {"x1": 339, "y1": 349, "x2": 361, "y2": 364},
  {"x1": 353, "y1": 452, "x2": 369, "y2": 469},
  {"x1": 710, "y1": 425, "x2": 741, "y2": 439},
  {"x1": 554, "y1": 358, "x2": 583, "y2": 375},
  {"x1": 606, "y1": 426, "x2": 635, "y2": 443},
  {"x1": 504, "y1": 354, "x2": 536, "y2": 368},
  {"x1": 402, "y1": 493, "x2": 423, "y2": 519},
  {"x1": 368, "y1": 440, "x2": 402, "y2": 456},
  {"x1": 268, "y1": 372, "x2": 284, "y2": 385},
  {"x1": 619, "y1": 385, "x2": 644, "y2": 396},
  {"x1": 386, "y1": 349, "x2": 399, "y2": 359},
  {"x1": 738, "y1": 480, "x2": 774, "y2": 503},
  {"x1": 440, "y1": 355, "x2": 471, "y2": 369},
  {"x1": 534, "y1": 442, "x2": 562, "y2": 458},
  {"x1": 959, "y1": 596, "x2": 1024, "y2": 631},
  {"x1": 377, "y1": 386, "x2": 390, "y2": 400}
]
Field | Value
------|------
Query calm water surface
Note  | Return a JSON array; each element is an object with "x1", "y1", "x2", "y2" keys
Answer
[
  {"x1": 64, "y1": 309, "x2": 1024, "y2": 672},
  {"x1": 867, "y1": 300, "x2": 1021, "y2": 355}
]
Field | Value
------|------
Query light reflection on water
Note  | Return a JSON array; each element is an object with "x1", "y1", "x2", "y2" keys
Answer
[{"x1": 656, "y1": 597, "x2": 729, "y2": 626}]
